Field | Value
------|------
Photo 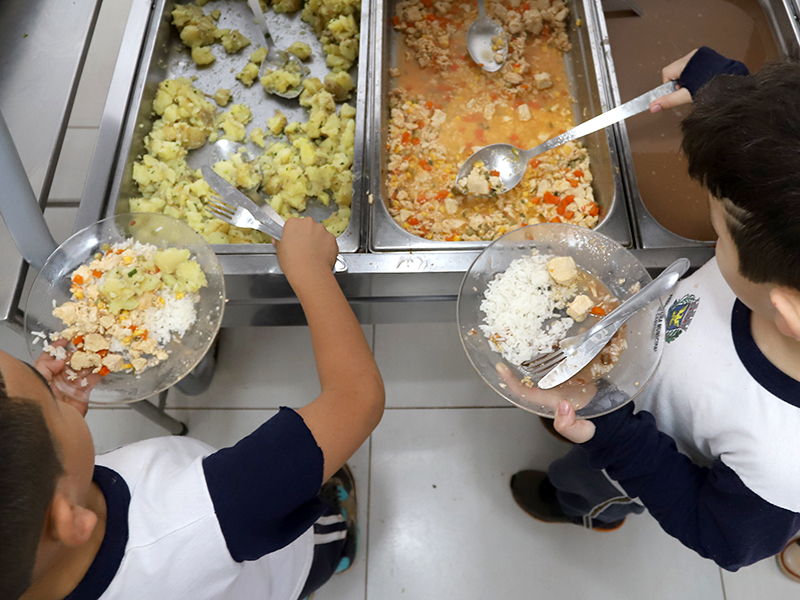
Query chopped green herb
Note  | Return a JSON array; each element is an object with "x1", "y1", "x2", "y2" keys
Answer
[{"x1": 127, "y1": 269, "x2": 138, "y2": 277}]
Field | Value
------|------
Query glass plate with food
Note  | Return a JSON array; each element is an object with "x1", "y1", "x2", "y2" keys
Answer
[
  {"x1": 457, "y1": 223, "x2": 665, "y2": 418},
  {"x1": 24, "y1": 213, "x2": 225, "y2": 405}
]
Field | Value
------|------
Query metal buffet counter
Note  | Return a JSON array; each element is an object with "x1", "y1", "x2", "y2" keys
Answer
[{"x1": 35, "y1": 0, "x2": 800, "y2": 326}]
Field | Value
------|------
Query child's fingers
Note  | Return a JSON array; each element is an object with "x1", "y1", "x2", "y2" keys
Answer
[
  {"x1": 661, "y1": 49, "x2": 698, "y2": 83},
  {"x1": 650, "y1": 88, "x2": 692, "y2": 113},
  {"x1": 553, "y1": 400, "x2": 596, "y2": 444}
]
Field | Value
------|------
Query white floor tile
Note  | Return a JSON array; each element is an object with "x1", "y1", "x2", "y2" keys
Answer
[
  {"x1": 722, "y1": 553, "x2": 800, "y2": 599},
  {"x1": 367, "y1": 409, "x2": 724, "y2": 600},
  {"x1": 86, "y1": 407, "x2": 173, "y2": 455},
  {"x1": 374, "y1": 323, "x2": 507, "y2": 408},
  {"x1": 70, "y1": 0, "x2": 136, "y2": 128},
  {"x1": 44, "y1": 205, "x2": 79, "y2": 244},
  {"x1": 49, "y1": 128, "x2": 98, "y2": 201},
  {"x1": 169, "y1": 325, "x2": 373, "y2": 410}
]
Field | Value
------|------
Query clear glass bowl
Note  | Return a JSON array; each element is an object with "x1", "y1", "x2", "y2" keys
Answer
[
  {"x1": 24, "y1": 213, "x2": 225, "y2": 405},
  {"x1": 457, "y1": 223, "x2": 664, "y2": 419}
]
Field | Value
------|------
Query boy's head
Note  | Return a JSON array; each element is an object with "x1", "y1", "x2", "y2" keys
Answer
[
  {"x1": 681, "y1": 60, "x2": 800, "y2": 337},
  {"x1": 0, "y1": 351, "x2": 96, "y2": 600}
]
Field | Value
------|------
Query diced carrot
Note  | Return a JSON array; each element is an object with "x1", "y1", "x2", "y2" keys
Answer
[
  {"x1": 411, "y1": 138, "x2": 421, "y2": 145},
  {"x1": 528, "y1": 159, "x2": 540, "y2": 168},
  {"x1": 556, "y1": 205, "x2": 566, "y2": 215},
  {"x1": 520, "y1": 84, "x2": 529, "y2": 90},
  {"x1": 567, "y1": 178, "x2": 578, "y2": 188},
  {"x1": 509, "y1": 133, "x2": 521, "y2": 144},
  {"x1": 573, "y1": 170, "x2": 584, "y2": 178},
  {"x1": 542, "y1": 25, "x2": 550, "y2": 37},
  {"x1": 73, "y1": 335, "x2": 84, "y2": 346},
  {"x1": 72, "y1": 274, "x2": 84, "y2": 284},
  {"x1": 392, "y1": 15, "x2": 400, "y2": 26},
  {"x1": 564, "y1": 210, "x2": 575, "y2": 220},
  {"x1": 530, "y1": 196, "x2": 541, "y2": 204},
  {"x1": 561, "y1": 194, "x2": 574, "y2": 206},
  {"x1": 512, "y1": 63, "x2": 521, "y2": 69},
  {"x1": 92, "y1": 270, "x2": 102, "y2": 279},
  {"x1": 408, "y1": 217, "x2": 420, "y2": 225},
  {"x1": 543, "y1": 191, "x2": 559, "y2": 205},
  {"x1": 425, "y1": 100, "x2": 434, "y2": 109},
  {"x1": 445, "y1": 234, "x2": 456, "y2": 241},
  {"x1": 419, "y1": 160, "x2": 432, "y2": 171},
  {"x1": 436, "y1": 190, "x2": 449, "y2": 200},
  {"x1": 521, "y1": 2, "x2": 530, "y2": 10},
  {"x1": 489, "y1": 170, "x2": 500, "y2": 177},
  {"x1": 98, "y1": 349, "x2": 108, "y2": 358},
  {"x1": 426, "y1": 14, "x2": 435, "y2": 20},
  {"x1": 588, "y1": 203, "x2": 600, "y2": 216},
  {"x1": 141, "y1": 330, "x2": 148, "y2": 341},
  {"x1": 421, "y1": 0, "x2": 433, "y2": 6},
  {"x1": 99, "y1": 366, "x2": 111, "y2": 376},
  {"x1": 591, "y1": 306, "x2": 607, "y2": 316},
  {"x1": 401, "y1": 131, "x2": 411, "y2": 144},
  {"x1": 550, "y1": 216, "x2": 561, "y2": 223}
]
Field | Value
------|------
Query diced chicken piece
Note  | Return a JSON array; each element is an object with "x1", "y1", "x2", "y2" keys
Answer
[
  {"x1": 517, "y1": 104, "x2": 532, "y2": 121},
  {"x1": 547, "y1": 256, "x2": 578, "y2": 285},
  {"x1": 431, "y1": 109, "x2": 447, "y2": 129},
  {"x1": 462, "y1": 170, "x2": 490, "y2": 196},
  {"x1": 503, "y1": 71, "x2": 523, "y2": 85},
  {"x1": 83, "y1": 333, "x2": 110, "y2": 353},
  {"x1": 70, "y1": 351, "x2": 102, "y2": 372},
  {"x1": 53, "y1": 302, "x2": 80, "y2": 325},
  {"x1": 131, "y1": 357, "x2": 149, "y2": 372},
  {"x1": 484, "y1": 103, "x2": 496, "y2": 120},
  {"x1": 534, "y1": 72, "x2": 553, "y2": 90},
  {"x1": 102, "y1": 354, "x2": 126, "y2": 372},
  {"x1": 567, "y1": 294, "x2": 594, "y2": 322},
  {"x1": 444, "y1": 197, "x2": 459, "y2": 214}
]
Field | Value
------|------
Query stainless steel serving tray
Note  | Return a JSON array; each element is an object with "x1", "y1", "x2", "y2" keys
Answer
[
  {"x1": 604, "y1": 0, "x2": 800, "y2": 249},
  {"x1": 104, "y1": 0, "x2": 368, "y2": 253},
  {"x1": 368, "y1": 0, "x2": 630, "y2": 251}
]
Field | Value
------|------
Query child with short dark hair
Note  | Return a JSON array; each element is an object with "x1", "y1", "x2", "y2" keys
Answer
[
  {"x1": 0, "y1": 217, "x2": 384, "y2": 600},
  {"x1": 510, "y1": 51, "x2": 800, "y2": 574}
]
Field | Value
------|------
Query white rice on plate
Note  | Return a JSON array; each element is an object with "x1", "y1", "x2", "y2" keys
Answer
[{"x1": 480, "y1": 252, "x2": 578, "y2": 365}]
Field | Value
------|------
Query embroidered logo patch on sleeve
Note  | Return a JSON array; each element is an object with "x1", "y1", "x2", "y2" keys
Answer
[{"x1": 665, "y1": 294, "x2": 699, "y2": 343}]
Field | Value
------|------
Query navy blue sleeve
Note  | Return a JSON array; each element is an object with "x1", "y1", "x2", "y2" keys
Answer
[
  {"x1": 679, "y1": 46, "x2": 750, "y2": 97},
  {"x1": 580, "y1": 403, "x2": 800, "y2": 571},
  {"x1": 203, "y1": 407, "x2": 325, "y2": 562}
]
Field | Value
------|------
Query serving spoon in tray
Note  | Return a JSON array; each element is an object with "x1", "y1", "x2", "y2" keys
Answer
[
  {"x1": 466, "y1": 0, "x2": 508, "y2": 72},
  {"x1": 456, "y1": 80, "x2": 679, "y2": 195}
]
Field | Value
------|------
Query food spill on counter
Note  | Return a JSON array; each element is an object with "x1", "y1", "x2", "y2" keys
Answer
[
  {"x1": 38, "y1": 240, "x2": 208, "y2": 380},
  {"x1": 388, "y1": 0, "x2": 600, "y2": 241},
  {"x1": 127, "y1": 0, "x2": 360, "y2": 244}
]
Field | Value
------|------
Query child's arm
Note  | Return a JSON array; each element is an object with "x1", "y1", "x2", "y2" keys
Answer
[
  {"x1": 275, "y1": 217, "x2": 385, "y2": 482},
  {"x1": 556, "y1": 401, "x2": 800, "y2": 571}
]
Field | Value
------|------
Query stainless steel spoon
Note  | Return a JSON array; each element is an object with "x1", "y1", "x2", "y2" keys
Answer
[
  {"x1": 466, "y1": 0, "x2": 508, "y2": 72},
  {"x1": 246, "y1": 0, "x2": 306, "y2": 99},
  {"x1": 456, "y1": 80, "x2": 678, "y2": 195}
]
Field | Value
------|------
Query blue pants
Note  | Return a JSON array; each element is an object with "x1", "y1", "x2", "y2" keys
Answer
[{"x1": 548, "y1": 446, "x2": 645, "y2": 527}]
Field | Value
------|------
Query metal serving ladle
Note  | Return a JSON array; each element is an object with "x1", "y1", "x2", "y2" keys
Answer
[
  {"x1": 456, "y1": 80, "x2": 678, "y2": 195},
  {"x1": 246, "y1": 0, "x2": 306, "y2": 99},
  {"x1": 466, "y1": 0, "x2": 508, "y2": 72}
]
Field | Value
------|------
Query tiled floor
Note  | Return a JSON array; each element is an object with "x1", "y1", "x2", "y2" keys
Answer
[{"x1": 0, "y1": 1, "x2": 795, "y2": 599}]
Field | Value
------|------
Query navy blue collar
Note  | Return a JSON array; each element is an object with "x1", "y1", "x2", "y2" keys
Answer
[
  {"x1": 731, "y1": 300, "x2": 800, "y2": 408},
  {"x1": 64, "y1": 466, "x2": 130, "y2": 600}
]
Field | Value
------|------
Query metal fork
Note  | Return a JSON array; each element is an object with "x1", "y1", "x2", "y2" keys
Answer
[
  {"x1": 519, "y1": 258, "x2": 690, "y2": 377},
  {"x1": 204, "y1": 197, "x2": 280, "y2": 239}
]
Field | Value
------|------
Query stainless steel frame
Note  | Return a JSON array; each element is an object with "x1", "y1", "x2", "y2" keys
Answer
[
  {"x1": 369, "y1": 0, "x2": 632, "y2": 251},
  {"x1": 23, "y1": 0, "x2": 800, "y2": 327}
]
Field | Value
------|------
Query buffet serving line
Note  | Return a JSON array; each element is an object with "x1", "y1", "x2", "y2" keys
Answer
[{"x1": 3, "y1": 0, "x2": 800, "y2": 334}]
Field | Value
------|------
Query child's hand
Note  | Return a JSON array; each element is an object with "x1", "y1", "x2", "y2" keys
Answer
[
  {"x1": 34, "y1": 341, "x2": 98, "y2": 417},
  {"x1": 273, "y1": 217, "x2": 338, "y2": 283},
  {"x1": 553, "y1": 400, "x2": 596, "y2": 444},
  {"x1": 649, "y1": 49, "x2": 696, "y2": 113}
]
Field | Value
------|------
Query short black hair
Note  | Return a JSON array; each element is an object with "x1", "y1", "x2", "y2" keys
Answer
[
  {"x1": 0, "y1": 370, "x2": 64, "y2": 600},
  {"x1": 681, "y1": 59, "x2": 800, "y2": 291}
]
